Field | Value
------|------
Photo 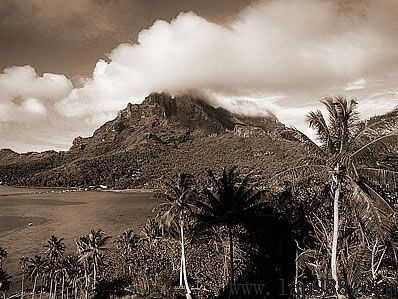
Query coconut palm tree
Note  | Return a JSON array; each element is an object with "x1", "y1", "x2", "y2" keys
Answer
[
  {"x1": 44, "y1": 236, "x2": 65, "y2": 262},
  {"x1": 57, "y1": 256, "x2": 75, "y2": 299},
  {"x1": 0, "y1": 246, "x2": 7, "y2": 270},
  {"x1": 141, "y1": 218, "x2": 164, "y2": 247},
  {"x1": 76, "y1": 229, "x2": 111, "y2": 292},
  {"x1": 115, "y1": 229, "x2": 140, "y2": 275},
  {"x1": 44, "y1": 235, "x2": 65, "y2": 298},
  {"x1": 0, "y1": 268, "x2": 12, "y2": 299},
  {"x1": 27, "y1": 255, "x2": 46, "y2": 299},
  {"x1": 153, "y1": 173, "x2": 197, "y2": 299},
  {"x1": 194, "y1": 167, "x2": 263, "y2": 287},
  {"x1": 20, "y1": 256, "x2": 29, "y2": 299},
  {"x1": 63, "y1": 255, "x2": 82, "y2": 299},
  {"x1": 273, "y1": 96, "x2": 398, "y2": 296}
]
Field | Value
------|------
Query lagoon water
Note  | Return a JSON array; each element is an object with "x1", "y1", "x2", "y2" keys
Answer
[{"x1": 0, "y1": 186, "x2": 159, "y2": 294}]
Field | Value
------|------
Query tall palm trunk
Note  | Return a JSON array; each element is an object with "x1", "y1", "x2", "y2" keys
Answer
[
  {"x1": 331, "y1": 184, "x2": 340, "y2": 286},
  {"x1": 21, "y1": 272, "x2": 25, "y2": 299},
  {"x1": 180, "y1": 222, "x2": 192, "y2": 299},
  {"x1": 54, "y1": 277, "x2": 58, "y2": 299},
  {"x1": 61, "y1": 273, "x2": 65, "y2": 299},
  {"x1": 295, "y1": 243, "x2": 299, "y2": 294},
  {"x1": 39, "y1": 277, "x2": 43, "y2": 299},
  {"x1": 84, "y1": 269, "x2": 88, "y2": 299},
  {"x1": 74, "y1": 281, "x2": 78, "y2": 299},
  {"x1": 228, "y1": 226, "x2": 235, "y2": 286},
  {"x1": 32, "y1": 275, "x2": 38, "y2": 299},
  {"x1": 73, "y1": 279, "x2": 78, "y2": 299},
  {"x1": 93, "y1": 262, "x2": 97, "y2": 290},
  {"x1": 49, "y1": 277, "x2": 53, "y2": 299},
  {"x1": 331, "y1": 163, "x2": 344, "y2": 298},
  {"x1": 179, "y1": 255, "x2": 183, "y2": 287}
]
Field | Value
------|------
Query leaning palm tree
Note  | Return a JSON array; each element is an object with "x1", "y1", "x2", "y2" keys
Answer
[
  {"x1": 194, "y1": 167, "x2": 263, "y2": 287},
  {"x1": 272, "y1": 96, "x2": 398, "y2": 296},
  {"x1": 153, "y1": 173, "x2": 197, "y2": 299},
  {"x1": 20, "y1": 256, "x2": 29, "y2": 299},
  {"x1": 76, "y1": 229, "x2": 111, "y2": 291},
  {"x1": 0, "y1": 268, "x2": 12, "y2": 299},
  {"x1": 27, "y1": 255, "x2": 46, "y2": 299},
  {"x1": 0, "y1": 246, "x2": 7, "y2": 269}
]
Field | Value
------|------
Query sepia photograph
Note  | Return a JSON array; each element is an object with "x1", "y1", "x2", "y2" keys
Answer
[{"x1": 0, "y1": 0, "x2": 397, "y2": 298}]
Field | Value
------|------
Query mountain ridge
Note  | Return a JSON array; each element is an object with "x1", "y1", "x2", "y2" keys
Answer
[{"x1": 1, "y1": 93, "x2": 396, "y2": 188}]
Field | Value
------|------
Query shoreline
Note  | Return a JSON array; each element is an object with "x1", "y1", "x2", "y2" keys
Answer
[{"x1": 0, "y1": 185, "x2": 156, "y2": 195}]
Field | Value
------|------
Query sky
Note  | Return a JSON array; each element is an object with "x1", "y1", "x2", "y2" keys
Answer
[{"x1": 0, "y1": 0, "x2": 397, "y2": 152}]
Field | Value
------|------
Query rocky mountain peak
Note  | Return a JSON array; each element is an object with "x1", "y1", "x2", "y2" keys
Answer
[{"x1": 68, "y1": 92, "x2": 285, "y2": 153}]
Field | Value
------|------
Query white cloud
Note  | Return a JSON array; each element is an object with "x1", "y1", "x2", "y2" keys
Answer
[
  {"x1": 345, "y1": 79, "x2": 366, "y2": 91},
  {"x1": 22, "y1": 98, "x2": 47, "y2": 115},
  {"x1": 0, "y1": 65, "x2": 72, "y2": 122},
  {"x1": 56, "y1": 0, "x2": 398, "y2": 118},
  {"x1": 2, "y1": 0, "x2": 398, "y2": 152}
]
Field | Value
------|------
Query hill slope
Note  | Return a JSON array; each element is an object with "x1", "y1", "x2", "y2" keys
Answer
[
  {"x1": 0, "y1": 93, "x2": 304, "y2": 188},
  {"x1": 2, "y1": 94, "x2": 396, "y2": 189}
]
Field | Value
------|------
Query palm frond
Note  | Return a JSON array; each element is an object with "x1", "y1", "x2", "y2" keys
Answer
[
  {"x1": 270, "y1": 165, "x2": 328, "y2": 185},
  {"x1": 352, "y1": 132, "x2": 398, "y2": 162},
  {"x1": 321, "y1": 97, "x2": 339, "y2": 131},
  {"x1": 343, "y1": 244, "x2": 372, "y2": 287},
  {"x1": 289, "y1": 127, "x2": 325, "y2": 156},
  {"x1": 296, "y1": 249, "x2": 321, "y2": 270},
  {"x1": 348, "y1": 181, "x2": 394, "y2": 242},
  {"x1": 361, "y1": 182, "x2": 394, "y2": 215},
  {"x1": 359, "y1": 168, "x2": 398, "y2": 191},
  {"x1": 353, "y1": 119, "x2": 398, "y2": 143},
  {"x1": 306, "y1": 110, "x2": 331, "y2": 146},
  {"x1": 298, "y1": 155, "x2": 327, "y2": 166}
]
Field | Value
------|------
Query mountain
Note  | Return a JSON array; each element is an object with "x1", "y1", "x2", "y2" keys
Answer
[
  {"x1": 68, "y1": 92, "x2": 282, "y2": 154},
  {"x1": 0, "y1": 92, "x2": 305, "y2": 188},
  {"x1": 1, "y1": 93, "x2": 397, "y2": 189}
]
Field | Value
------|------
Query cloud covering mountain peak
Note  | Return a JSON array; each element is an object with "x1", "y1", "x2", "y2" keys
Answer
[{"x1": 1, "y1": 0, "x2": 398, "y2": 152}]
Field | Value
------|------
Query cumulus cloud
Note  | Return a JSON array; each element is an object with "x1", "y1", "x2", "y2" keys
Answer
[
  {"x1": 2, "y1": 0, "x2": 398, "y2": 152},
  {"x1": 0, "y1": 65, "x2": 72, "y2": 122},
  {"x1": 56, "y1": 0, "x2": 398, "y2": 118}
]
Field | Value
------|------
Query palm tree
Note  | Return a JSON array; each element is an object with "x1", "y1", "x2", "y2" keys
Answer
[
  {"x1": 115, "y1": 229, "x2": 140, "y2": 275},
  {"x1": 57, "y1": 256, "x2": 73, "y2": 299},
  {"x1": 194, "y1": 167, "x2": 263, "y2": 287},
  {"x1": 44, "y1": 235, "x2": 65, "y2": 298},
  {"x1": 153, "y1": 173, "x2": 197, "y2": 299},
  {"x1": 27, "y1": 255, "x2": 46, "y2": 299},
  {"x1": 20, "y1": 256, "x2": 29, "y2": 299},
  {"x1": 44, "y1": 236, "x2": 65, "y2": 262},
  {"x1": 273, "y1": 96, "x2": 398, "y2": 296},
  {"x1": 0, "y1": 268, "x2": 12, "y2": 299},
  {"x1": 63, "y1": 255, "x2": 82, "y2": 299},
  {"x1": 141, "y1": 218, "x2": 164, "y2": 247},
  {"x1": 76, "y1": 229, "x2": 111, "y2": 292},
  {"x1": 0, "y1": 246, "x2": 7, "y2": 269}
]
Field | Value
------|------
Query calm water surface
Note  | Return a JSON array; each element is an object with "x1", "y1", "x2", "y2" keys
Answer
[{"x1": 0, "y1": 186, "x2": 159, "y2": 294}]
